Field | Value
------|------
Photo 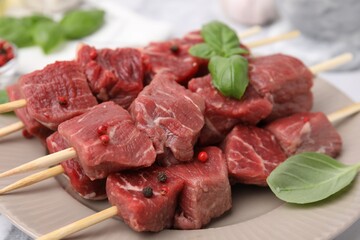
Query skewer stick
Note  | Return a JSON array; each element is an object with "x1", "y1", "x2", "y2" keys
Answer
[
  {"x1": 309, "y1": 53, "x2": 353, "y2": 74},
  {"x1": 37, "y1": 206, "x2": 118, "y2": 240},
  {"x1": 246, "y1": 30, "x2": 300, "y2": 48},
  {"x1": 238, "y1": 25, "x2": 262, "y2": 39},
  {"x1": 0, "y1": 121, "x2": 24, "y2": 138},
  {"x1": 0, "y1": 165, "x2": 63, "y2": 195},
  {"x1": 0, "y1": 99, "x2": 26, "y2": 113},
  {"x1": 0, "y1": 147, "x2": 76, "y2": 178},
  {"x1": 327, "y1": 103, "x2": 360, "y2": 123}
]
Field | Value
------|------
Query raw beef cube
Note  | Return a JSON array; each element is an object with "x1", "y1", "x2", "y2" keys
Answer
[
  {"x1": 222, "y1": 125, "x2": 287, "y2": 186},
  {"x1": 6, "y1": 84, "x2": 53, "y2": 142},
  {"x1": 249, "y1": 54, "x2": 313, "y2": 120},
  {"x1": 188, "y1": 74, "x2": 273, "y2": 145},
  {"x1": 166, "y1": 147, "x2": 232, "y2": 229},
  {"x1": 58, "y1": 102, "x2": 156, "y2": 180},
  {"x1": 142, "y1": 39, "x2": 199, "y2": 83},
  {"x1": 265, "y1": 112, "x2": 342, "y2": 157},
  {"x1": 77, "y1": 44, "x2": 144, "y2": 108},
  {"x1": 130, "y1": 72, "x2": 205, "y2": 161},
  {"x1": 19, "y1": 61, "x2": 98, "y2": 130},
  {"x1": 106, "y1": 167, "x2": 184, "y2": 232},
  {"x1": 46, "y1": 132, "x2": 106, "y2": 200}
]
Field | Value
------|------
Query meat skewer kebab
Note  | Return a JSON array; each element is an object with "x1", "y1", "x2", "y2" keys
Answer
[
  {"x1": 36, "y1": 146, "x2": 230, "y2": 240},
  {"x1": 190, "y1": 53, "x2": 353, "y2": 145},
  {"x1": 0, "y1": 30, "x2": 300, "y2": 113},
  {"x1": 1, "y1": 102, "x2": 359, "y2": 195},
  {"x1": 0, "y1": 53, "x2": 352, "y2": 179},
  {"x1": 35, "y1": 103, "x2": 359, "y2": 240}
]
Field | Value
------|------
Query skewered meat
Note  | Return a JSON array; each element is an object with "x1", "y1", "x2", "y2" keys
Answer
[
  {"x1": 6, "y1": 84, "x2": 53, "y2": 142},
  {"x1": 77, "y1": 44, "x2": 144, "y2": 108},
  {"x1": 58, "y1": 101, "x2": 156, "y2": 180},
  {"x1": 107, "y1": 167, "x2": 184, "y2": 232},
  {"x1": 19, "y1": 61, "x2": 98, "y2": 130},
  {"x1": 130, "y1": 71, "x2": 205, "y2": 161},
  {"x1": 46, "y1": 132, "x2": 107, "y2": 200},
  {"x1": 249, "y1": 54, "x2": 313, "y2": 121},
  {"x1": 188, "y1": 74, "x2": 272, "y2": 145},
  {"x1": 265, "y1": 112, "x2": 342, "y2": 157},
  {"x1": 222, "y1": 125, "x2": 287, "y2": 186}
]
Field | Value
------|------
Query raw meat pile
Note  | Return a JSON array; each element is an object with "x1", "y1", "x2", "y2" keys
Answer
[{"x1": 5, "y1": 29, "x2": 342, "y2": 233}]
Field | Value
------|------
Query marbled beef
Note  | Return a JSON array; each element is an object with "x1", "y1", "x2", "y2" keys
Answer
[
  {"x1": 19, "y1": 61, "x2": 98, "y2": 130},
  {"x1": 222, "y1": 125, "x2": 287, "y2": 186},
  {"x1": 77, "y1": 44, "x2": 144, "y2": 108},
  {"x1": 6, "y1": 84, "x2": 53, "y2": 142},
  {"x1": 106, "y1": 167, "x2": 184, "y2": 232},
  {"x1": 188, "y1": 74, "x2": 273, "y2": 145},
  {"x1": 46, "y1": 132, "x2": 106, "y2": 200},
  {"x1": 265, "y1": 112, "x2": 342, "y2": 157},
  {"x1": 249, "y1": 54, "x2": 313, "y2": 121},
  {"x1": 130, "y1": 72, "x2": 205, "y2": 161},
  {"x1": 167, "y1": 147, "x2": 231, "y2": 229},
  {"x1": 58, "y1": 102, "x2": 156, "y2": 180}
]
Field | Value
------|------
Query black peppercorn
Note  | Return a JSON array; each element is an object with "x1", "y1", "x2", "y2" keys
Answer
[
  {"x1": 157, "y1": 172, "x2": 167, "y2": 183},
  {"x1": 142, "y1": 186, "x2": 153, "y2": 198},
  {"x1": 170, "y1": 45, "x2": 179, "y2": 53}
]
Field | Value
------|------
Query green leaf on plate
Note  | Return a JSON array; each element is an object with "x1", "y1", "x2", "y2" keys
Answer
[
  {"x1": 0, "y1": 89, "x2": 9, "y2": 104},
  {"x1": 0, "y1": 17, "x2": 35, "y2": 47},
  {"x1": 208, "y1": 55, "x2": 249, "y2": 100},
  {"x1": 60, "y1": 9, "x2": 105, "y2": 39},
  {"x1": 189, "y1": 43, "x2": 217, "y2": 59},
  {"x1": 32, "y1": 21, "x2": 65, "y2": 54},
  {"x1": 267, "y1": 152, "x2": 360, "y2": 204}
]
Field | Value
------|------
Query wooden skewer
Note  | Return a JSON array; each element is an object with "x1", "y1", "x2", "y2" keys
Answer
[
  {"x1": 37, "y1": 206, "x2": 118, "y2": 240},
  {"x1": 0, "y1": 99, "x2": 26, "y2": 114},
  {"x1": 238, "y1": 25, "x2": 262, "y2": 39},
  {"x1": 0, "y1": 121, "x2": 25, "y2": 138},
  {"x1": 0, "y1": 165, "x2": 63, "y2": 195},
  {"x1": 246, "y1": 30, "x2": 300, "y2": 48},
  {"x1": 0, "y1": 147, "x2": 76, "y2": 178},
  {"x1": 327, "y1": 103, "x2": 360, "y2": 123},
  {"x1": 309, "y1": 53, "x2": 353, "y2": 74}
]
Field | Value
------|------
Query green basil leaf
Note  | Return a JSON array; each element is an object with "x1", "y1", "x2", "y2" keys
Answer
[
  {"x1": 0, "y1": 90, "x2": 9, "y2": 105},
  {"x1": 209, "y1": 55, "x2": 249, "y2": 99},
  {"x1": 60, "y1": 9, "x2": 105, "y2": 39},
  {"x1": 189, "y1": 43, "x2": 217, "y2": 59},
  {"x1": 32, "y1": 21, "x2": 65, "y2": 54},
  {"x1": 225, "y1": 47, "x2": 249, "y2": 57},
  {"x1": 202, "y1": 21, "x2": 240, "y2": 56},
  {"x1": 267, "y1": 152, "x2": 359, "y2": 204},
  {"x1": 0, "y1": 17, "x2": 35, "y2": 47}
]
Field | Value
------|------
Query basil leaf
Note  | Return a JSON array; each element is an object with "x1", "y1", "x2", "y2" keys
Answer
[
  {"x1": 208, "y1": 55, "x2": 249, "y2": 99},
  {"x1": 0, "y1": 17, "x2": 35, "y2": 47},
  {"x1": 202, "y1": 21, "x2": 240, "y2": 56},
  {"x1": 267, "y1": 152, "x2": 359, "y2": 204},
  {"x1": 0, "y1": 90, "x2": 9, "y2": 105},
  {"x1": 60, "y1": 9, "x2": 105, "y2": 39},
  {"x1": 189, "y1": 43, "x2": 217, "y2": 59},
  {"x1": 225, "y1": 47, "x2": 249, "y2": 57},
  {"x1": 32, "y1": 21, "x2": 65, "y2": 54}
]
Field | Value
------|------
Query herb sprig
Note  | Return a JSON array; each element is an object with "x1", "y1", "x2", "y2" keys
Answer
[
  {"x1": 189, "y1": 21, "x2": 249, "y2": 100},
  {"x1": 0, "y1": 9, "x2": 105, "y2": 54},
  {"x1": 267, "y1": 152, "x2": 360, "y2": 204}
]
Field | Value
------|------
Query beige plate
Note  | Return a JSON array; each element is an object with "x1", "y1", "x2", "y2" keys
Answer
[{"x1": 0, "y1": 79, "x2": 359, "y2": 239}]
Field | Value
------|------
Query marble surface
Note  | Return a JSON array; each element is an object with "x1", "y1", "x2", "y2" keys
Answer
[{"x1": 0, "y1": 0, "x2": 360, "y2": 239}]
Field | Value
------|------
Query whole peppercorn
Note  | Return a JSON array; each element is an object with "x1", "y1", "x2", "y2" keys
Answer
[
  {"x1": 197, "y1": 151, "x2": 208, "y2": 163},
  {"x1": 57, "y1": 96, "x2": 68, "y2": 107},
  {"x1": 97, "y1": 125, "x2": 108, "y2": 135},
  {"x1": 170, "y1": 45, "x2": 179, "y2": 54},
  {"x1": 157, "y1": 172, "x2": 167, "y2": 183},
  {"x1": 142, "y1": 186, "x2": 153, "y2": 198},
  {"x1": 160, "y1": 186, "x2": 168, "y2": 196},
  {"x1": 99, "y1": 134, "x2": 110, "y2": 145}
]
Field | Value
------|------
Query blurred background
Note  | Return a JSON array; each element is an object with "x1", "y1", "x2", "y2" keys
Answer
[{"x1": 0, "y1": 0, "x2": 359, "y2": 239}]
